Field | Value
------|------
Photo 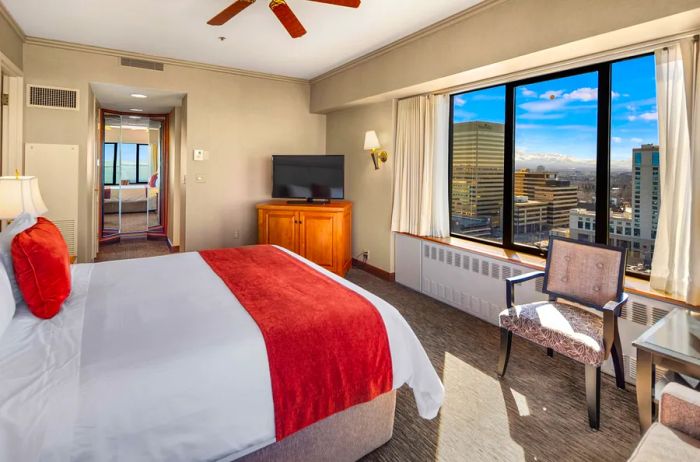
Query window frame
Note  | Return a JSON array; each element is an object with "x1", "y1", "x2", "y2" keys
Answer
[
  {"x1": 103, "y1": 142, "x2": 151, "y2": 185},
  {"x1": 447, "y1": 53, "x2": 655, "y2": 279}
]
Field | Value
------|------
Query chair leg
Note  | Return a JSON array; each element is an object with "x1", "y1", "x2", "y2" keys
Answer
[
  {"x1": 611, "y1": 326, "x2": 626, "y2": 390},
  {"x1": 497, "y1": 328, "x2": 513, "y2": 378},
  {"x1": 585, "y1": 365, "x2": 601, "y2": 430},
  {"x1": 547, "y1": 348, "x2": 554, "y2": 357}
]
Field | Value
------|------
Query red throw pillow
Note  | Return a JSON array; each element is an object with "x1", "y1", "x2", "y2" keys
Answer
[{"x1": 11, "y1": 217, "x2": 71, "y2": 319}]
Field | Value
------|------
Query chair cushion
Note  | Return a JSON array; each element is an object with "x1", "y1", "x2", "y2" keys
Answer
[
  {"x1": 499, "y1": 301, "x2": 605, "y2": 365},
  {"x1": 627, "y1": 423, "x2": 700, "y2": 462}
]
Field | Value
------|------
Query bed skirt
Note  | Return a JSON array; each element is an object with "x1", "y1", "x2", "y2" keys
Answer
[{"x1": 238, "y1": 390, "x2": 396, "y2": 462}]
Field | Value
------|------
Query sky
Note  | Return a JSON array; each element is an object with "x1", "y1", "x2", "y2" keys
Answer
[{"x1": 452, "y1": 54, "x2": 659, "y2": 171}]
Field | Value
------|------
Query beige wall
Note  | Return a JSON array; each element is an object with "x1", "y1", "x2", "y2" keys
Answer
[
  {"x1": 311, "y1": 0, "x2": 700, "y2": 112},
  {"x1": 22, "y1": 43, "x2": 326, "y2": 261},
  {"x1": 326, "y1": 100, "x2": 395, "y2": 273},
  {"x1": 0, "y1": 8, "x2": 22, "y2": 70}
]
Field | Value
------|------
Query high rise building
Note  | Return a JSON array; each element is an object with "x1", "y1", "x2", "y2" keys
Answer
[
  {"x1": 514, "y1": 169, "x2": 556, "y2": 198},
  {"x1": 451, "y1": 122, "x2": 504, "y2": 225},
  {"x1": 534, "y1": 179, "x2": 579, "y2": 228},
  {"x1": 569, "y1": 144, "x2": 660, "y2": 273}
]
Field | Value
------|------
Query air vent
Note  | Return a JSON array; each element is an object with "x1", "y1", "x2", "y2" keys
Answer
[
  {"x1": 502, "y1": 266, "x2": 512, "y2": 280},
  {"x1": 120, "y1": 57, "x2": 164, "y2": 71},
  {"x1": 446, "y1": 251, "x2": 453, "y2": 265},
  {"x1": 454, "y1": 253, "x2": 461, "y2": 268},
  {"x1": 481, "y1": 260, "x2": 489, "y2": 277},
  {"x1": 462, "y1": 255, "x2": 470, "y2": 270},
  {"x1": 439, "y1": 248, "x2": 445, "y2": 263},
  {"x1": 535, "y1": 278, "x2": 544, "y2": 293},
  {"x1": 424, "y1": 245, "x2": 430, "y2": 258},
  {"x1": 472, "y1": 258, "x2": 479, "y2": 273},
  {"x1": 431, "y1": 247, "x2": 437, "y2": 260},
  {"x1": 27, "y1": 85, "x2": 79, "y2": 110},
  {"x1": 631, "y1": 302, "x2": 649, "y2": 325},
  {"x1": 491, "y1": 263, "x2": 500, "y2": 280},
  {"x1": 651, "y1": 307, "x2": 667, "y2": 324}
]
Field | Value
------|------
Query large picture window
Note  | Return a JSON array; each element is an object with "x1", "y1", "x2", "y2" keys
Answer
[
  {"x1": 102, "y1": 142, "x2": 151, "y2": 185},
  {"x1": 449, "y1": 54, "x2": 659, "y2": 277}
]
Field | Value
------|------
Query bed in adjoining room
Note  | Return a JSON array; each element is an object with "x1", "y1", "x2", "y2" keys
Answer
[{"x1": 0, "y1": 237, "x2": 444, "y2": 462}]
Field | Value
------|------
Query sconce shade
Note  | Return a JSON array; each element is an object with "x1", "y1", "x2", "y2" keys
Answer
[
  {"x1": 364, "y1": 130, "x2": 381, "y2": 150},
  {"x1": 0, "y1": 176, "x2": 48, "y2": 220}
]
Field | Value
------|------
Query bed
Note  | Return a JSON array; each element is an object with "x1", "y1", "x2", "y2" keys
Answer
[
  {"x1": 103, "y1": 184, "x2": 158, "y2": 214},
  {"x1": 0, "y1": 246, "x2": 443, "y2": 462}
]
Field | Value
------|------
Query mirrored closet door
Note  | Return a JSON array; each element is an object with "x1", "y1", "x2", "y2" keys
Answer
[{"x1": 100, "y1": 111, "x2": 167, "y2": 240}]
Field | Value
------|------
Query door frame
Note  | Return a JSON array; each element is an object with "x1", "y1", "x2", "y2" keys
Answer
[{"x1": 98, "y1": 109, "x2": 170, "y2": 243}]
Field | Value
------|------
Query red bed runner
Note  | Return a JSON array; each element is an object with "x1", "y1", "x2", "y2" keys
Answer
[{"x1": 199, "y1": 245, "x2": 393, "y2": 440}]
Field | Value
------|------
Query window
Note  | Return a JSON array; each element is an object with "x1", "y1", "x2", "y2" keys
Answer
[
  {"x1": 103, "y1": 143, "x2": 117, "y2": 185},
  {"x1": 450, "y1": 86, "x2": 505, "y2": 242},
  {"x1": 103, "y1": 143, "x2": 151, "y2": 185},
  {"x1": 449, "y1": 54, "x2": 659, "y2": 278}
]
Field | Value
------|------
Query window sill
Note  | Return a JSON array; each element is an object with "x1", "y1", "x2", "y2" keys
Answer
[{"x1": 399, "y1": 232, "x2": 697, "y2": 310}]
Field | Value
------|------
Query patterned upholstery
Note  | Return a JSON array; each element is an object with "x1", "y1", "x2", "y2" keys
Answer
[
  {"x1": 499, "y1": 301, "x2": 605, "y2": 366},
  {"x1": 545, "y1": 238, "x2": 623, "y2": 308}
]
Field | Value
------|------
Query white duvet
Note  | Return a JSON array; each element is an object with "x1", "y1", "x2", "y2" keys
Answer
[{"x1": 0, "y1": 248, "x2": 444, "y2": 462}]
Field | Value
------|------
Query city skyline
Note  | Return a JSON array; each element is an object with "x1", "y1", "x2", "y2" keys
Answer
[{"x1": 453, "y1": 54, "x2": 659, "y2": 171}]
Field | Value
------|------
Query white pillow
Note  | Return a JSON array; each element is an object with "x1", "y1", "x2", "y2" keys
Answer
[
  {"x1": 0, "y1": 213, "x2": 37, "y2": 305},
  {"x1": 0, "y1": 259, "x2": 15, "y2": 339}
]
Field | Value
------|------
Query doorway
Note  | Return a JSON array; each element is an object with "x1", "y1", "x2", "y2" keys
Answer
[{"x1": 99, "y1": 110, "x2": 169, "y2": 242}]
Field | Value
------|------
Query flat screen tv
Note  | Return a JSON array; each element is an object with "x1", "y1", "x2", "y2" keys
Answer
[{"x1": 272, "y1": 155, "x2": 344, "y2": 201}]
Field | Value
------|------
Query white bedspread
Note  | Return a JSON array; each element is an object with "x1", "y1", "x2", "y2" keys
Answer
[{"x1": 0, "y1": 248, "x2": 443, "y2": 462}]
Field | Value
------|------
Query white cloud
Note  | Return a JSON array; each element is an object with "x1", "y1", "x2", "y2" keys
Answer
[
  {"x1": 611, "y1": 136, "x2": 623, "y2": 143},
  {"x1": 565, "y1": 87, "x2": 598, "y2": 102},
  {"x1": 515, "y1": 150, "x2": 629, "y2": 171},
  {"x1": 454, "y1": 96, "x2": 466, "y2": 107},
  {"x1": 627, "y1": 111, "x2": 658, "y2": 122},
  {"x1": 521, "y1": 87, "x2": 537, "y2": 98},
  {"x1": 612, "y1": 91, "x2": 621, "y2": 99},
  {"x1": 630, "y1": 137, "x2": 644, "y2": 143}
]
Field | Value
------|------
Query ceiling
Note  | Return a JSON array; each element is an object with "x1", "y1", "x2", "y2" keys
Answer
[
  {"x1": 4, "y1": 0, "x2": 483, "y2": 79},
  {"x1": 91, "y1": 82, "x2": 186, "y2": 114}
]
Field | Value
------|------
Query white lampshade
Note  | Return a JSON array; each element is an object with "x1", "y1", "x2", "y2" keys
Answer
[
  {"x1": 0, "y1": 176, "x2": 48, "y2": 220},
  {"x1": 364, "y1": 130, "x2": 381, "y2": 151}
]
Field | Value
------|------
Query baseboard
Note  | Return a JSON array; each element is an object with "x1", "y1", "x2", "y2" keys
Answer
[
  {"x1": 166, "y1": 238, "x2": 181, "y2": 253},
  {"x1": 352, "y1": 259, "x2": 395, "y2": 282}
]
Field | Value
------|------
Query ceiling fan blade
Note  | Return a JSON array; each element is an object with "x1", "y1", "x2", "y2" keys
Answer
[
  {"x1": 307, "y1": 0, "x2": 360, "y2": 7},
  {"x1": 207, "y1": 0, "x2": 256, "y2": 26},
  {"x1": 269, "y1": 0, "x2": 307, "y2": 38}
]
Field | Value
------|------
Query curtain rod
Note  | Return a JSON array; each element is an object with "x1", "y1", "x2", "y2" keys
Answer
[{"x1": 398, "y1": 30, "x2": 700, "y2": 101}]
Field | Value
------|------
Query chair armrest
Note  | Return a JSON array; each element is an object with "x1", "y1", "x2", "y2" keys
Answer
[
  {"x1": 659, "y1": 382, "x2": 700, "y2": 440},
  {"x1": 506, "y1": 271, "x2": 545, "y2": 308},
  {"x1": 602, "y1": 292, "x2": 629, "y2": 317}
]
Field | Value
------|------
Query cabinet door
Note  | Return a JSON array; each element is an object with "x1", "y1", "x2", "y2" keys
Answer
[
  {"x1": 262, "y1": 210, "x2": 298, "y2": 252},
  {"x1": 298, "y1": 211, "x2": 335, "y2": 270}
]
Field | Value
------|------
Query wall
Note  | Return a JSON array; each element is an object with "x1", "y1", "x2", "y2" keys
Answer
[
  {"x1": 311, "y1": 0, "x2": 700, "y2": 112},
  {"x1": 326, "y1": 100, "x2": 395, "y2": 273},
  {"x1": 22, "y1": 43, "x2": 326, "y2": 261},
  {"x1": 0, "y1": 7, "x2": 22, "y2": 70}
]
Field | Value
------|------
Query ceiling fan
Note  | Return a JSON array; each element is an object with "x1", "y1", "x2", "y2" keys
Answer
[{"x1": 207, "y1": 0, "x2": 361, "y2": 39}]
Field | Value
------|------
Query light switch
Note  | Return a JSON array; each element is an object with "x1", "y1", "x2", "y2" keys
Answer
[
  {"x1": 195, "y1": 174, "x2": 206, "y2": 183},
  {"x1": 193, "y1": 149, "x2": 205, "y2": 161}
]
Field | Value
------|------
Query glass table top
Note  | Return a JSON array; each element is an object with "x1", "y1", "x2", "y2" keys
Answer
[{"x1": 633, "y1": 308, "x2": 700, "y2": 368}]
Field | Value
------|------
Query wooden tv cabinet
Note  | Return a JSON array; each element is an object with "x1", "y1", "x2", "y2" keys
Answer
[{"x1": 257, "y1": 200, "x2": 352, "y2": 276}]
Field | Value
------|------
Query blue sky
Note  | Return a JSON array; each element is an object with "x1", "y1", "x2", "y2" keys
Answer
[{"x1": 453, "y1": 54, "x2": 658, "y2": 171}]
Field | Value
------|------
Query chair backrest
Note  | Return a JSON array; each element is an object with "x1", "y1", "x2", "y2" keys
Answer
[{"x1": 543, "y1": 236, "x2": 627, "y2": 310}]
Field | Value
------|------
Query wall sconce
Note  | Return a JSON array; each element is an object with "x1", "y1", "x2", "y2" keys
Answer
[{"x1": 364, "y1": 130, "x2": 388, "y2": 170}]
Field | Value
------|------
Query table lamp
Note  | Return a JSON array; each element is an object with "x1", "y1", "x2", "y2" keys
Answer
[{"x1": 0, "y1": 174, "x2": 48, "y2": 220}]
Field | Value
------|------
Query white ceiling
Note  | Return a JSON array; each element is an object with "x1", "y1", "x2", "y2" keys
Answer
[
  {"x1": 4, "y1": 0, "x2": 483, "y2": 79},
  {"x1": 91, "y1": 82, "x2": 186, "y2": 114}
]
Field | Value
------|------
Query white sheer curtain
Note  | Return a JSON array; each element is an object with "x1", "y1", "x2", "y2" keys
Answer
[
  {"x1": 650, "y1": 41, "x2": 700, "y2": 304},
  {"x1": 431, "y1": 94, "x2": 451, "y2": 237},
  {"x1": 391, "y1": 95, "x2": 450, "y2": 237}
]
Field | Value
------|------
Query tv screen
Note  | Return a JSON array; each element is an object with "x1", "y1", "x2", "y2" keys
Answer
[{"x1": 272, "y1": 155, "x2": 344, "y2": 199}]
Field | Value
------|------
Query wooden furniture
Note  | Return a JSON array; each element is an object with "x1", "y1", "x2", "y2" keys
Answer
[
  {"x1": 497, "y1": 236, "x2": 628, "y2": 430},
  {"x1": 632, "y1": 308, "x2": 700, "y2": 434},
  {"x1": 257, "y1": 200, "x2": 352, "y2": 276}
]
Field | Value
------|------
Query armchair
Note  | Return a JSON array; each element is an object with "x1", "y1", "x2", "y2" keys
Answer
[
  {"x1": 628, "y1": 382, "x2": 700, "y2": 460},
  {"x1": 497, "y1": 236, "x2": 628, "y2": 430}
]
